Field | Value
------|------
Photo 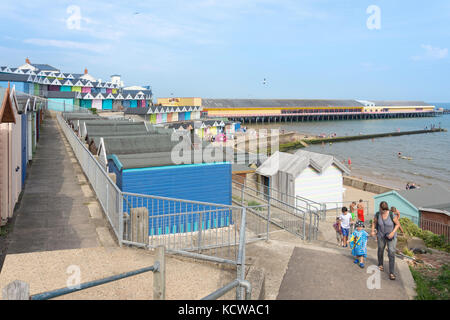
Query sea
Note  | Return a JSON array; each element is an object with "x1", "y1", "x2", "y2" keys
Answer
[{"x1": 248, "y1": 103, "x2": 450, "y2": 190}]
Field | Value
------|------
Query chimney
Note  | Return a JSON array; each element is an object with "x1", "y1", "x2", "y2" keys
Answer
[
  {"x1": 26, "y1": 58, "x2": 31, "y2": 64},
  {"x1": 84, "y1": 68, "x2": 88, "y2": 75}
]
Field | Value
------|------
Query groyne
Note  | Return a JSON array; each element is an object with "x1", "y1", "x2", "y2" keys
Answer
[
  {"x1": 343, "y1": 176, "x2": 396, "y2": 194},
  {"x1": 280, "y1": 128, "x2": 447, "y2": 152}
]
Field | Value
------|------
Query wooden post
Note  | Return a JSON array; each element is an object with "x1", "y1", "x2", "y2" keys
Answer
[
  {"x1": 130, "y1": 207, "x2": 149, "y2": 245},
  {"x1": 2, "y1": 280, "x2": 30, "y2": 300},
  {"x1": 153, "y1": 246, "x2": 166, "y2": 300}
]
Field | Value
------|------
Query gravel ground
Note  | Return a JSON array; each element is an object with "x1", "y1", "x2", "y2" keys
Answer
[{"x1": 0, "y1": 247, "x2": 236, "y2": 300}]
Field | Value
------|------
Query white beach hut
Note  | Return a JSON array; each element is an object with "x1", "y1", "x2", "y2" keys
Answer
[{"x1": 256, "y1": 150, "x2": 350, "y2": 209}]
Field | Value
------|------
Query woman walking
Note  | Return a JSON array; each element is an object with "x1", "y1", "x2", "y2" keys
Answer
[{"x1": 371, "y1": 201, "x2": 400, "y2": 280}]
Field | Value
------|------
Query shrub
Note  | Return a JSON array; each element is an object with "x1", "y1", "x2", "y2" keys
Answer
[
  {"x1": 400, "y1": 217, "x2": 450, "y2": 252},
  {"x1": 402, "y1": 247, "x2": 414, "y2": 257}
]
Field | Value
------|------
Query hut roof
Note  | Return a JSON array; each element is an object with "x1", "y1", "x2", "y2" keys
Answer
[
  {"x1": 256, "y1": 150, "x2": 350, "y2": 177},
  {"x1": 31, "y1": 64, "x2": 59, "y2": 72},
  {"x1": 0, "y1": 87, "x2": 16, "y2": 123},
  {"x1": 109, "y1": 146, "x2": 233, "y2": 170},
  {"x1": 102, "y1": 134, "x2": 181, "y2": 155}
]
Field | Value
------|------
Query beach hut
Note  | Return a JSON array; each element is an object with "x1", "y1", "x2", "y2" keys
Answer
[
  {"x1": 0, "y1": 86, "x2": 16, "y2": 223},
  {"x1": 130, "y1": 100, "x2": 138, "y2": 108},
  {"x1": 9, "y1": 88, "x2": 23, "y2": 205},
  {"x1": 102, "y1": 99, "x2": 113, "y2": 110},
  {"x1": 374, "y1": 185, "x2": 450, "y2": 227},
  {"x1": 0, "y1": 86, "x2": 23, "y2": 222},
  {"x1": 256, "y1": 150, "x2": 350, "y2": 208},
  {"x1": 105, "y1": 136, "x2": 232, "y2": 235}
]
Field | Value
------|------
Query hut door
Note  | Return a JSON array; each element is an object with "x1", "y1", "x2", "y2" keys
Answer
[
  {"x1": 21, "y1": 114, "x2": 27, "y2": 188},
  {"x1": 0, "y1": 125, "x2": 8, "y2": 222},
  {"x1": 262, "y1": 175, "x2": 270, "y2": 200}
]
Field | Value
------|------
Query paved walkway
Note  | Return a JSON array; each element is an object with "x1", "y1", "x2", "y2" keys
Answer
[
  {"x1": 276, "y1": 246, "x2": 409, "y2": 300},
  {"x1": 7, "y1": 112, "x2": 111, "y2": 254}
]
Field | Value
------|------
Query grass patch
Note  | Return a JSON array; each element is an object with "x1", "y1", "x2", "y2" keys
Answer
[
  {"x1": 0, "y1": 224, "x2": 11, "y2": 237},
  {"x1": 403, "y1": 247, "x2": 414, "y2": 257},
  {"x1": 247, "y1": 200, "x2": 265, "y2": 211},
  {"x1": 410, "y1": 264, "x2": 450, "y2": 300}
]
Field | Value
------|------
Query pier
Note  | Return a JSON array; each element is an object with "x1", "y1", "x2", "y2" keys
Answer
[
  {"x1": 279, "y1": 128, "x2": 447, "y2": 152},
  {"x1": 228, "y1": 111, "x2": 442, "y2": 124}
]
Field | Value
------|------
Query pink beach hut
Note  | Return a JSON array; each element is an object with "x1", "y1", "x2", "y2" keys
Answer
[{"x1": 0, "y1": 85, "x2": 22, "y2": 222}]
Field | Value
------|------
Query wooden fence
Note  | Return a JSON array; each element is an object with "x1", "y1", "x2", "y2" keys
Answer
[{"x1": 420, "y1": 218, "x2": 450, "y2": 243}]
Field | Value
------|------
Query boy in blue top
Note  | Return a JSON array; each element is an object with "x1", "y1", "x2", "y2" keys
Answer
[{"x1": 349, "y1": 221, "x2": 369, "y2": 268}]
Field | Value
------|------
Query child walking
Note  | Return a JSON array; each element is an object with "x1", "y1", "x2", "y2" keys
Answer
[
  {"x1": 333, "y1": 217, "x2": 343, "y2": 246},
  {"x1": 349, "y1": 221, "x2": 369, "y2": 268},
  {"x1": 339, "y1": 207, "x2": 352, "y2": 247}
]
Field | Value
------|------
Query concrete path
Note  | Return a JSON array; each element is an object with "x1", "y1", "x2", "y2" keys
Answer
[
  {"x1": 245, "y1": 229, "x2": 415, "y2": 300},
  {"x1": 277, "y1": 246, "x2": 409, "y2": 300},
  {"x1": 7, "y1": 112, "x2": 112, "y2": 254}
]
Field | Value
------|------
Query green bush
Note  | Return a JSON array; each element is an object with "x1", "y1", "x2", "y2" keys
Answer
[
  {"x1": 402, "y1": 247, "x2": 414, "y2": 257},
  {"x1": 90, "y1": 108, "x2": 98, "y2": 114},
  {"x1": 400, "y1": 217, "x2": 450, "y2": 252}
]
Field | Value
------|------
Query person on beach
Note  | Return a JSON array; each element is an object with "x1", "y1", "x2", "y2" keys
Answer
[
  {"x1": 405, "y1": 182, "x2": 410, "y2": 190},
  {"x1": 339, "y1": 207, "x2": 353, "y2": 248},
  {"x1": 371, "y1": 201, "x2": 400, "y2": 280},
  {"x1": 333, "y1": 217, "x2": 343, "y2": 247},
  {"x1": 390, "y1": 207, "x2": 405, "y2": 234},
  {"x1": 357, "y1": 200, "x2": 365, "y2": 222},
  {"x1": 349, "y1": 221, "x2": 369, "y2": 268}
]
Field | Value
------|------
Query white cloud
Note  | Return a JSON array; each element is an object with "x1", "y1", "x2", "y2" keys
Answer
[
  {"x1": 412, "y1": 44, "x2": 448, "y2": 61},
  {"x1": 23, "y1": 39, "x2": 111, "y2": 53}
]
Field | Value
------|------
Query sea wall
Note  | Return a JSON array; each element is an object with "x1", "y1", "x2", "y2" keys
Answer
[{"x1": 343, "y1": 176, "x2": 396, "y2": 194}]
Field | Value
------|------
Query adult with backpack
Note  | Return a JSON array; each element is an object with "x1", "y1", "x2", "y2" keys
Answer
[{"x1": 371, "y1": 201, "x2": 400, "y2": 280}]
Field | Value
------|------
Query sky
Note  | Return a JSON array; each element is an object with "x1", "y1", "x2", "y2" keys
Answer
[{"x1": 0, "y1": 0, "x2": 449, "y2": 101}]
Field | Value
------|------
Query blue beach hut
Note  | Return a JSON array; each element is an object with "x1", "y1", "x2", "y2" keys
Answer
[{"x1": 103, "y1": 135, "x2": 233, "y2": 235}]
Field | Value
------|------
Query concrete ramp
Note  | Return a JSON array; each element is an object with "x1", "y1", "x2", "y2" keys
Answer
[{"x1": 277, "y1": 246, "x2": 410, "y2": 300}]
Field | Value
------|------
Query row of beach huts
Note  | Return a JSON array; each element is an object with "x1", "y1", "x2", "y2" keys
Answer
[{"x1": 0, "y1": 85, "x2": 46, "y2": 225}]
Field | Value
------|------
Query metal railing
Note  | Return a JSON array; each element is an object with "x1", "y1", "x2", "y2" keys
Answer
[
  {"x1": 3, "y1": 246, "x2": 166, "y2": 300},
  {"x1": 121, "y1": 192, "x2": 256, "y2": 265},
  {"x1": 202, "y1": 279, "x2": 252, "y2": 300},
  {"x1": 231, "y1": 178, "x2": 320, "y2": 241},
  {"x1": 57, "y1": 111, "x2": 262, "y2": 299}
]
